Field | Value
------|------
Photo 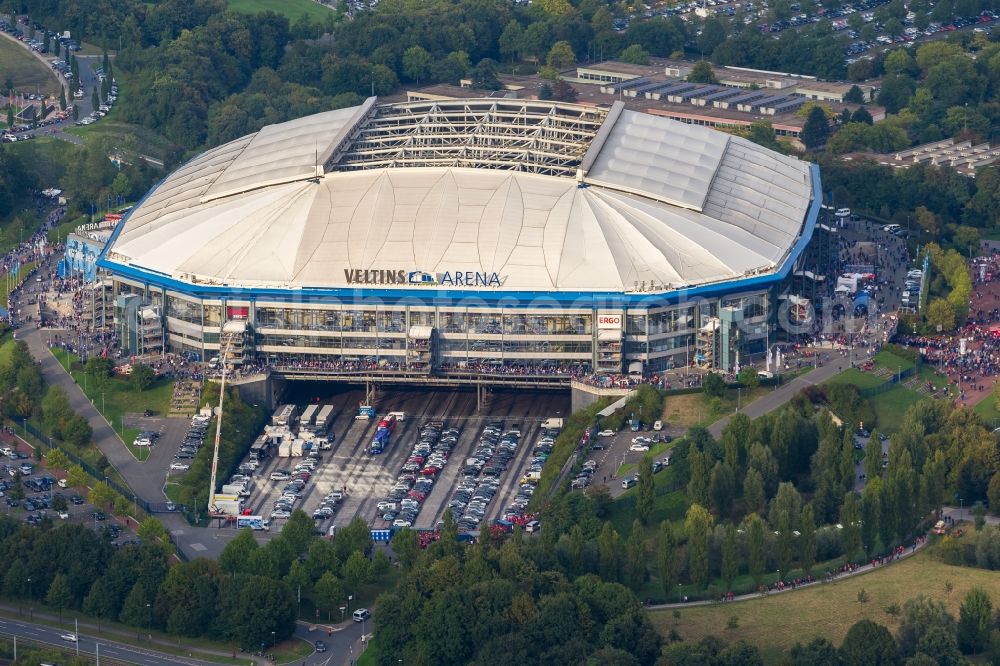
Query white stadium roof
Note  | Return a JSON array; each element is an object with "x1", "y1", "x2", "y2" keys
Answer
[{"x1": 104, "y1": 98, "x2": 814, "y2": 294}]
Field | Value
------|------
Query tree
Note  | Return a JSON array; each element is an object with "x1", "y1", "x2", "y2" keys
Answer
[
  {"x1": 685, "y1": 504, "x2": 713, "y2": 590},
  {"x1": 546, "y1": 41, "x2": 575, "y2": 69},
  {"x1": 851, "y1": 107, "x2": 873, "y2": 125},
  {"x1": 657, "y1": 521, "x2": 678, "y2": 597},
  {"x1": 800, "y1": 504, "x2": 817, "y2": 576},
  {"x1": 721, "y1": 523, "x2": 738, "y2": 590},
  {"x1": 737, "y1": 366, "x2": 760, "y2": 389},
  {"x1": 801, "y1": 105, "x2": 831, "y2": 150},
  {"x1": 6, "y1": 107, "x2": 12, "y2": 128},
  {"x1": 551, "y1": 79, "x2": 578, "y2": 103},
  {"x1": 637, "y1": 454, "x2": 655, "y2": 524},
  {"x1": 498, "y1": 20, "x2": 523, "y2": 61},
  {"x1": 625, "y1": 520, "x2": 646, "y2": 590},
  {"x1": 402, "y1": 46, "x2": 432, "y2": 85},
  {"x1": 687, "y1": 60, "x2": 718, "y2": 84},
  {"x1": 744, "y1": 467, "x2": 765, "y2": 515},
  {"x1": 864, "y1": 436, "x2": 883, "y2": 481},
  {"x1": 46, "y1": 573, "x2": 73, "y2": 622},
  {"x1": 745, "y1": 513, "x2": 767, "y2": 586},
  {"x1": 130, "y1": 363, "x2": 155, "y2": 392},
  {"x1": 598, "y1": 521, "x2": 622, "y2": 582},
  {"x1": 709, "y1": 462, "x2": 736, "y2": 517},
  {"x1": 926, "y1": 298, "x2": 956, "y2": 332},
  {"x1": 219, "y1": 528, "x2": 258, "y2": 574},
  {"x1": 59, "y1": 87, "x2": 67, "y2": 111},
  {"x1": 619, "y1": 44, "x2": 649, "y2": 65},
  {"x1": 392, "y1": 528, "x2": 419, "y2": 569},
  {"x1": 899, "y1": 594, "x2": 957, "y2": 657},
  {"x1": 840, "y1": 619, "x2": 898, "y2": 665},
  {"x1": 957, "y1": 588, "x2": 993, "y2": 654},
  {"x1": 703, "y1": 372, "x2": 726, "y2": 399},
  {"x1": 313, "y1": 572, "x2": 345, "y2": 620},
  {"x1": 66, "y1": 464, "x2": 88, "y2": 489},
  {"x1": 47, "y1": 448, "x2": 69, "y2": 470},
  {"x1": 791, "y1": 637, "x2": 840, "y2": 665},
  {"x1": 916, "y1": 626, "x2": 964, "y2": 665},
  {"x1": 988, "y1": 472, "x2": 1000, "y2": 516},
  {"x1": 687, "y1": 448, "x2": 710, "y2": 507},
  {"x1": 844, "y1": 85, "x2": 865, "y2": 104},
  {"x1": 340, "y1": 551, "x2": 370, "y2": 592}
]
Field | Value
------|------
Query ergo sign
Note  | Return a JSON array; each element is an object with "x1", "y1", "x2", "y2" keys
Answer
[{"x1": 597, "y1": 313, "x2": 623, "y2": 329}]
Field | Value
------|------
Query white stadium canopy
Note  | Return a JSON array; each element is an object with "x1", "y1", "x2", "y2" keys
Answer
[{"x1": 105, "y1": 98, "x2": 814, "y2": 294}]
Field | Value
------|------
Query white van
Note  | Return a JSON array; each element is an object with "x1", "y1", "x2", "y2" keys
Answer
[
  {"x1": 525, "y1": 520, "x2": 541, "y2": 533},
  {"x1": 353, "y1": 608, "x2": 371, "y2": 622}
]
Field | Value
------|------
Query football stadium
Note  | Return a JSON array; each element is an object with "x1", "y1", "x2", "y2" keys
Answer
[{"x1": 98, "y1": 97, "x2": 821, "y2": 386}]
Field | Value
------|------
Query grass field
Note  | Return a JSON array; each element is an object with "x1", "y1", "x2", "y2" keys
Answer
[
  {"x1": 973, "y1": 392, "x2": 1000, "y2": 428},
  {"x1": 0, "y1": 261, "x2": 36, "y2": 305},
  {"x1": 65, "y1": 120, "x2": 177, "y2": 163},
  {"x1": 0, "y1": 36, "x2": 61, "y2": 97},
  {"x1": 228, "y1": 0, "x2": 335, "y2": 21},
  {"x1": 660, "y1": 386, "x2": 771, "y2": 430},
  {"x1": 868, "y1": 385, "x2": 924, "y2": 433},
  {"x1": 825, "y1": 368, "x2": 885, "y2": 390},
  {"x1": 7, "y1": 136, "x2": 70, "y2": 186},
  {"x1": 649, "y1": 546, "x2": 1000, "y2": 661},
  {"x1": 50, "y1": 347, "x2": 174, "y2": 457},
  {"x1": 872, "y1": 349, "x2": 915, "y2": 374}
]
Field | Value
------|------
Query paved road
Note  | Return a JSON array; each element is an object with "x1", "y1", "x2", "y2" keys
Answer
[
  {"x1": 708, "y1": 362, "x2": 842, "y2": 437},
  {"x1": 0, "y1": 615, "x2": 234, "y2": 666}
]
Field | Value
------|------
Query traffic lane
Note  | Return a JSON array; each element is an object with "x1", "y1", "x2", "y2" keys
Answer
[
  {"x1": 296, "y1": 619, "x2": 363, "y2": 665},
  {"x1": 0, "y1": 617, "x2": 213, "y2": 666}
]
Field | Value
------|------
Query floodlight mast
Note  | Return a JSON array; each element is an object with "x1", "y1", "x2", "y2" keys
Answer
[{"x1": 207, "y1": 341, "x2": 231, "y2": 515}]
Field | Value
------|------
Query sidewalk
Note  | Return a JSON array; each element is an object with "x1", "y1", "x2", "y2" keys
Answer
[
  {"x1": 648, "y1": 534, "x2": 930, "y2": 610},
  {"x1": 0, "y1": 600, "x2": 261, "y2": 665}
]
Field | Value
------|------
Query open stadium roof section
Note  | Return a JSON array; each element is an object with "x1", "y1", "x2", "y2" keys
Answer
[{"x1": 103, "y1": 98, "x2": 814, "y2": 295}]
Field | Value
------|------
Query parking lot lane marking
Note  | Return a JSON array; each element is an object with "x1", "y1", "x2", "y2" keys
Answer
[{"x1": 189, "y1": 542, "x2": 207, "y2": 551}]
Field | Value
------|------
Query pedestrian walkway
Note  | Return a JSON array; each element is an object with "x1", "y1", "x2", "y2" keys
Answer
[
  {"x1": 648, "y1": 534, "x2": 930, "y2": 610},
  {"x1": 708, "y1": 362, "x2": 842, "y2": 437}
]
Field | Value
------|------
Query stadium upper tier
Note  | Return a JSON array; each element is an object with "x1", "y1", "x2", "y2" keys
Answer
[{"x1": 101, "y1": 97, "x2": 817, "y2": 296}]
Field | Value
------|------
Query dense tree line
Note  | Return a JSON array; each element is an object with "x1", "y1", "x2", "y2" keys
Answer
[
  {"x1": 172, "y1": 383, "x2": 267, "y2": 517},
  {"x1": 375, "y1": 507, "x2": 662, "y2": 666},
  {"x1": 0, "y1": 507, "x2": 386, "y2": 650},
  {"x1": 643, "y1": 390, "x2": 999, "y2": 598}
]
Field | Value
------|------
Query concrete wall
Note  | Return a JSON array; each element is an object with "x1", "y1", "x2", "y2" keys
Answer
[
  {"x1": 232, "y1": 372, "x2": 285, "y2": 411},
  {"x1": 571, "y1": 381, "x2": 631, "y2": 412}
]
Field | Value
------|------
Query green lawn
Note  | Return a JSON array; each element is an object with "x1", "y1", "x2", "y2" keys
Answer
[
  {"x1": 868, "y1": 385, "x2": 925, "y2": 433},
  {"x1": 228, "y1": 0, "x2": 335, "y2": 21},
  {"x1": 608, "y1": 467, "x2": 686, "y2": 540},
  {"x1": 65, "y1": 120, "x2": 178, "y2": 163},
  {"x1": 648, "y1": 545, "x2": 1000, "y2": 662},
  {"x1": 0, "y1": 261, "x2": 36, "y2": 305},
  {"x1": 872, "y1": 349, "x2": 915, "y2": 374},
  {"x1": 270, "y1": 637, "x2": 314, "y2": 664},
  {"x1": 973, "y1": 392, "x2": 1000, "y2": 428},
  {"x1": 50, "y1": 347, "x2": 174, "y2": 457},
  {"x1": 824, "y1": 368, "x2": 885, "y2": 390},
  {"x1": 6, "y1": 137, "x2": 70, "y2": 187},
  {"x1": 47, "y1": 214, "x2": 87, "y2": 245},
  {"x1": 0, "y1": 36, "x2": 62, "y2": 97}
]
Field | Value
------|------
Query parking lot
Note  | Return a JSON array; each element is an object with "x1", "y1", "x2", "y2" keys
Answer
[{"x1": 230, "y1": 386, "x2": 568, "y2": 533}]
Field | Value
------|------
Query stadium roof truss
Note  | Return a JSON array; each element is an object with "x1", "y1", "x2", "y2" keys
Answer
[{"x1": 327, "y1": 99, "x2": 607, "y2": 177}]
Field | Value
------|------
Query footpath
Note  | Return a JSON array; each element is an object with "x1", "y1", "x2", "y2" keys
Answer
[{"x1": 649, "y1": 533, "x2": 931, "y2": 610}]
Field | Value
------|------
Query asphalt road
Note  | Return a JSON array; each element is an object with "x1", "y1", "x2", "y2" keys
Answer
[{"x1": 0, "y1": 616, "x2": 222, "y2": 666}]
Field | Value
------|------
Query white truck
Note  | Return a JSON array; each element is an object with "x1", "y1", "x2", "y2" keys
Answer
[
  {"x1": 278, "y1": 440, "x2": 292, "y2": 457},
  {"x1": 541, "y1": 417, "x2": 564, "y2": 429},
  {"x1": 212, "y1": 494, "x2": 243, "y2": 516},
  {"x1": 222, "y1": 483, "x2": 249, "y2": 497},
  {"x1": 291, "y1": 439, "x2": 304, "y2": 456}
]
